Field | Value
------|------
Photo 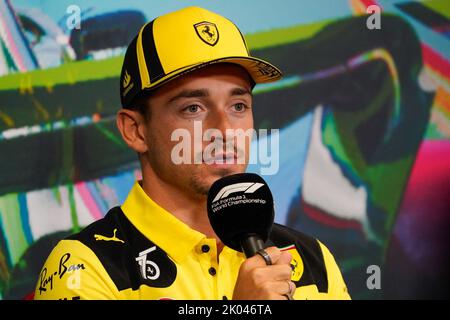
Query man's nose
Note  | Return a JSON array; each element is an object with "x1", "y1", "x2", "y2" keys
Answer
[{"x1": 206, "y1": 108, "x2": 232, "y2": 139}]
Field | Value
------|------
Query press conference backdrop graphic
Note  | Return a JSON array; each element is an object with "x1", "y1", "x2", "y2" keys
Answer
[{"x1": 0, "y1": 0, "x2": 449, "y2": 299}]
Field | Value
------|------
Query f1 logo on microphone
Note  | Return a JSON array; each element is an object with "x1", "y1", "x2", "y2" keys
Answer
[{"x1": 212, "y1": 182, "x2": 264, "y2": 202}]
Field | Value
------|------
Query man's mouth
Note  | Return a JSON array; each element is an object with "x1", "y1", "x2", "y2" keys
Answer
[{"x1": 203, "y1": 152, "x2": 237, "y2": 165}]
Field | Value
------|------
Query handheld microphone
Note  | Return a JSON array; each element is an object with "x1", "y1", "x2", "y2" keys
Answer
[{"x1": 207, "y1": 173, "x2": 274, "y2": 258}]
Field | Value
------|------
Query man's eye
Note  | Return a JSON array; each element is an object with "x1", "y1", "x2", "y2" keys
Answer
[
  {"x1": 233, "y1": 103, "x2": 246, "y2": 112},
  {"x1": 184, "y1": 105, "x2": 200, "y2": 113}
]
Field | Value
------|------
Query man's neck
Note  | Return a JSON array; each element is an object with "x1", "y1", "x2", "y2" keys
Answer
[{"x1": 140, "y1": 175, "x2": 224, "y2": 253}]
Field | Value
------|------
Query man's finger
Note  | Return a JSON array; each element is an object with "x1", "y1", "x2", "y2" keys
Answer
[
  {"x1": 269, "y1": 264, "x2": 294, "y2": 281},
  {"x1": 275, "y1": 251, "x2": 292, "y2": 266},
  {"x1": 263, "y1": 280, "x2": 296, "y2": 298},
  {"x1": 253, "y1": 246, "x2": 281, "y2": 266}
]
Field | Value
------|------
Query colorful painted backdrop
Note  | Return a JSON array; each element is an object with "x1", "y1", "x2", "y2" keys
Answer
[{"x1": 0, "y1": 0, "x2": 449, "y2": 299}]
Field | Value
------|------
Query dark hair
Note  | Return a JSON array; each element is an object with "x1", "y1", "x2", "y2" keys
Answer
[{"x1": 127, "y1": 91, "x2": 153, "y2": 119}]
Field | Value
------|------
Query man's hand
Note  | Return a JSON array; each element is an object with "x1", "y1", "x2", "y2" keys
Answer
[{"x1": 233, "y1": 246, "x2": 296, "y2": 300}]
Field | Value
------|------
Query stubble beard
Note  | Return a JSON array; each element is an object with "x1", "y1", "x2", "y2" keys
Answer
[{"x1": 188, "y1": 168, "x2": 234, "y2": 196}]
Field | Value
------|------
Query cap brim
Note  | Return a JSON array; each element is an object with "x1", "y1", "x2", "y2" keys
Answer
[{"x1": 141, "y1": 56, "x2": 282, "y2": 93}]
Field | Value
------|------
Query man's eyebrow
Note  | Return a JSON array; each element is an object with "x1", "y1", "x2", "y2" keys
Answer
[
  {"x1": 168, "y1": 86, "x2": 252, "y2": 103},
  {"x1": 168, "y1": 89, "x2": 209, "y2": 103},
  {"x1": 230, "y1": 87, "x2": 252, "y2": 97}
]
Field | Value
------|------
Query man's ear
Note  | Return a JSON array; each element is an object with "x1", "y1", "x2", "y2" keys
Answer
[{"x1": 116, "y1": 109, "x2": 148, "y2": 153}]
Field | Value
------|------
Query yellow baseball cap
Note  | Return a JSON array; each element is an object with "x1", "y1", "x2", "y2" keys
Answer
[{"x1": 120, "y1": 6, "x2": 282, "y2": 108}]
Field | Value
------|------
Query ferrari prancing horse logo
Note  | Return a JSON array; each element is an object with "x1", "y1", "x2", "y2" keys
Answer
[
  {"x1": 280, "y1": 244, "x2": 304, "y2": 282},
  {"x1": 194, "y1": 21, "x2": 219, "y2": 46}
]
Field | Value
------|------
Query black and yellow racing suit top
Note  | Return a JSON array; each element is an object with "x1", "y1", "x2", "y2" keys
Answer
[{"x1": 34, "y1": 182, "x2": 350, "y2": 300}]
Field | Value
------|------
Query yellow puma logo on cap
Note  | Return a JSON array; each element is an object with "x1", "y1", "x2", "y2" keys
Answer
[{"x1": 94, "y1": 228, "x2": 125, "y2": 243}]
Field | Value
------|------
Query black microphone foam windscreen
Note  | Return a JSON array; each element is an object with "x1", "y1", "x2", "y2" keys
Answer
[{"x1": 207, "y1": 173, "x2": 274, "y2": 252}]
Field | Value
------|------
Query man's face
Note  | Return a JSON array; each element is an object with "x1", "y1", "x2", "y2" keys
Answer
[{"x1": 142, "y1": 64, "x2": 254, "y2": 197}]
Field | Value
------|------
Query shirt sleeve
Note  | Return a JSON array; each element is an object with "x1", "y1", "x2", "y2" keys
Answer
[
  {"x1": 318, "y1": 241, "x2": 351, "y2": 300},
  {"x1": 34, "y1": 239, "x2": 119, "y2": 300}
]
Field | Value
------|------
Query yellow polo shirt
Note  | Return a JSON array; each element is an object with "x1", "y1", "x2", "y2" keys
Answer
[{"x1": 34, "y1": 182, "x2": 350, "y2": 300}]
